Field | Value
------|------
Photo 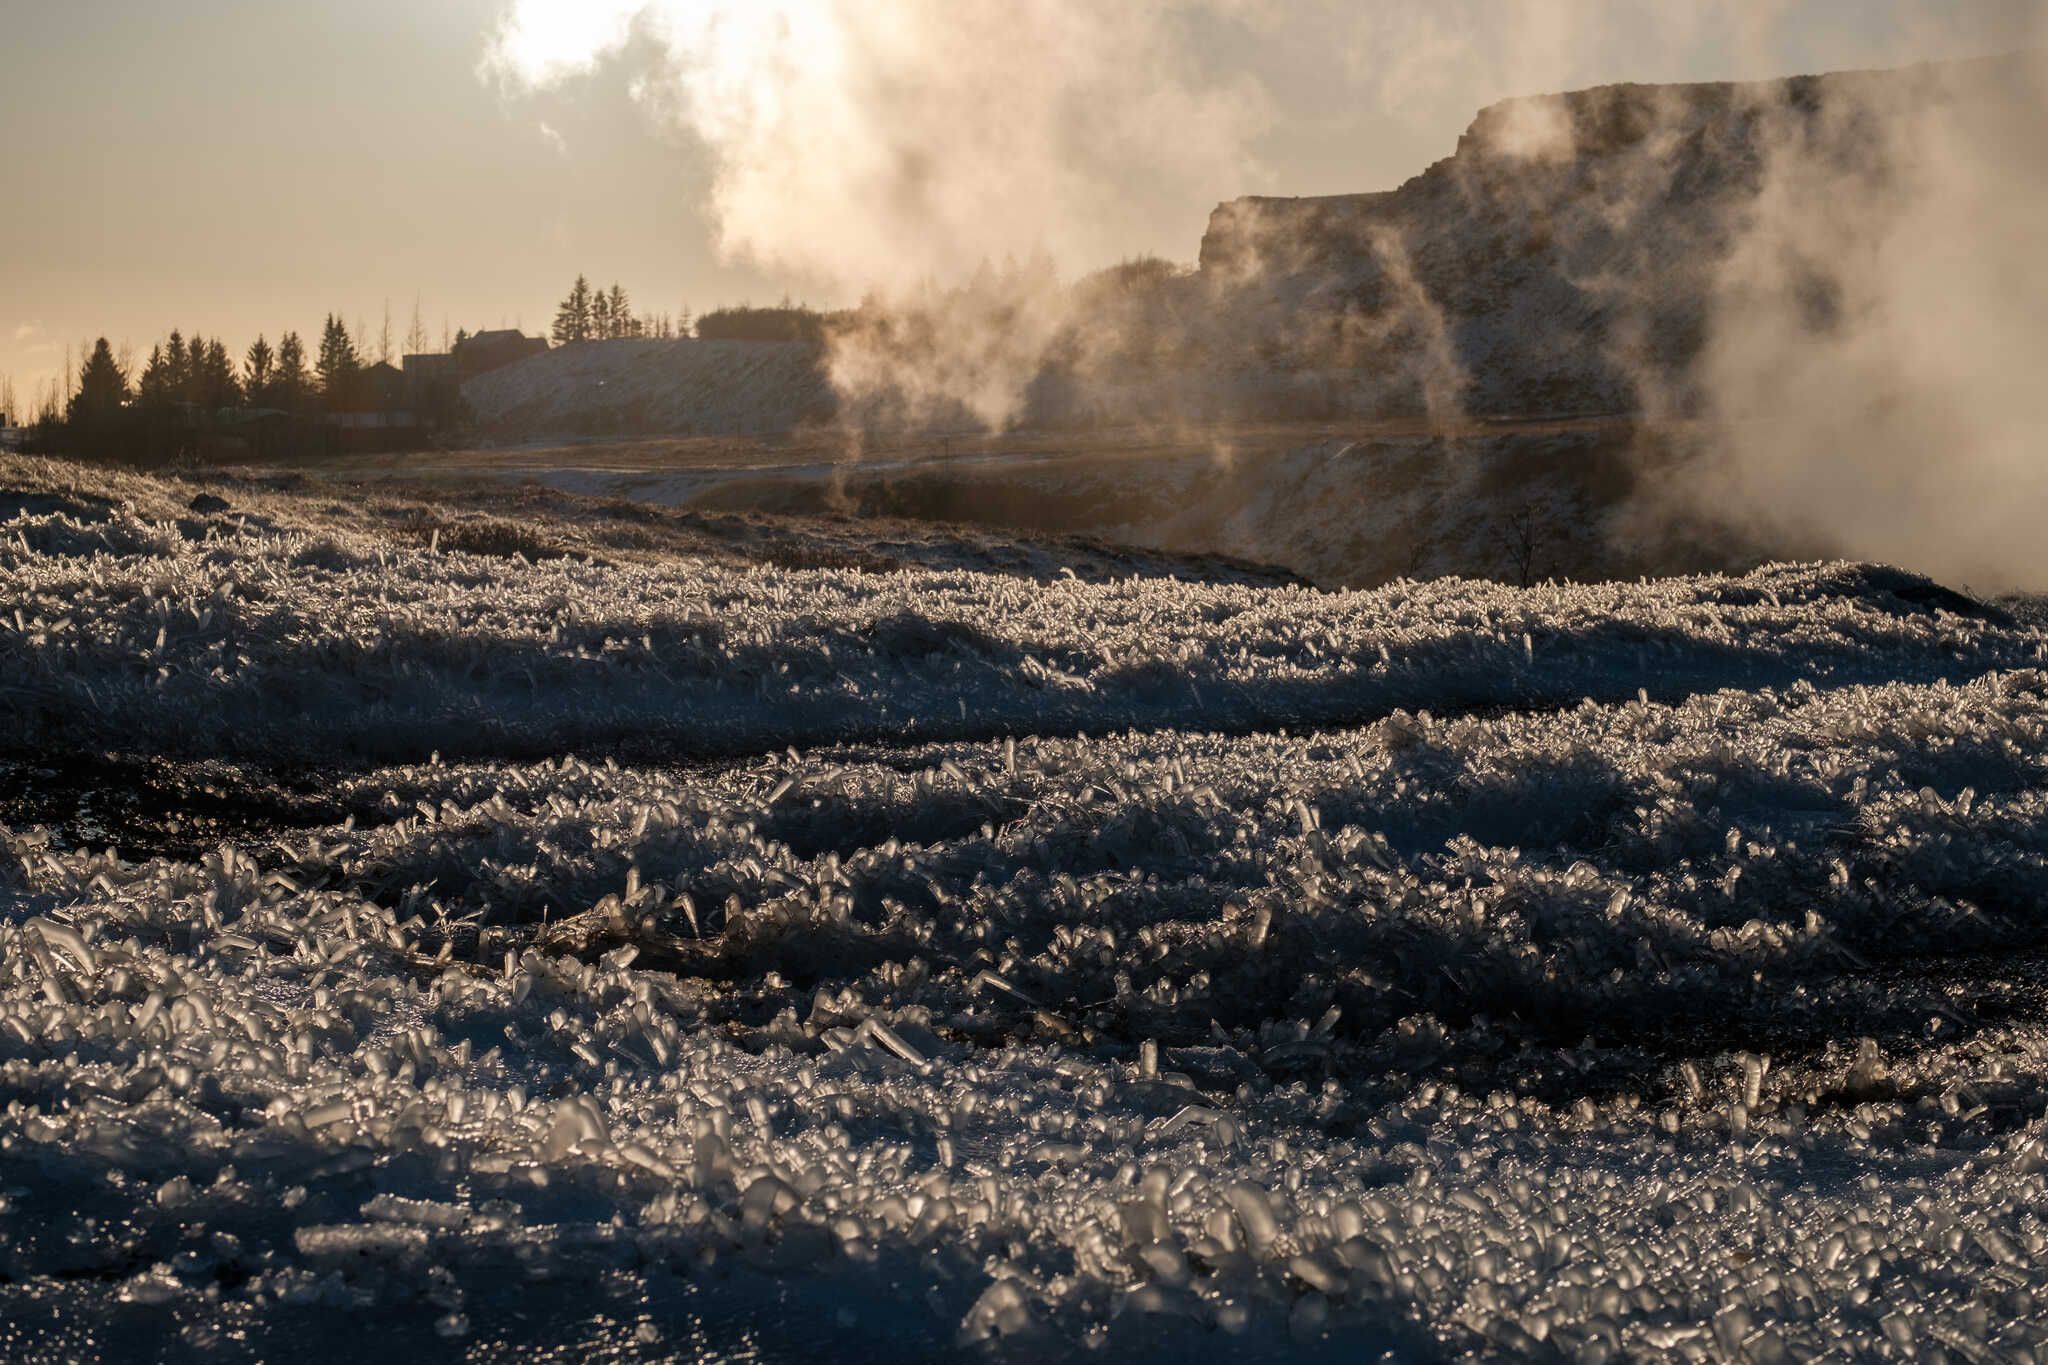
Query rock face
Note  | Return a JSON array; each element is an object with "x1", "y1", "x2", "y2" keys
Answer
[{"x1": 1194, "y1": 56, "x2": 2024, "y2": 418}]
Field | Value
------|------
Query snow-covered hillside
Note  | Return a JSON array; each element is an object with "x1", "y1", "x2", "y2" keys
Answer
[
  {"x1": 462, "y1": 337, "x2": 834, "y2": 437},
  {"x1": 6, "y1": 455, "x2": 2048, "y2": 1360}
]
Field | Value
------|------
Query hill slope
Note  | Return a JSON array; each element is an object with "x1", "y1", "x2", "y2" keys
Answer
[{"x1": 462, "y1": 336, "x2": 834, "y2": 436}]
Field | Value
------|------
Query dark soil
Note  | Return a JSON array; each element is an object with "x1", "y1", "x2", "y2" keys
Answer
[{"x1": 0, "y1": 754, "x2": 344, "y2": 863}]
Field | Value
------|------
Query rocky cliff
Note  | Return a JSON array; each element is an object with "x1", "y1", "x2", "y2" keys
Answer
[{"x1": 1193, "y1": 55, "x2": 2030, "y2": 418}]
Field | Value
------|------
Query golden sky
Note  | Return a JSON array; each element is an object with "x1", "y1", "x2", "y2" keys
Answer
[{"x1": 2, "y1": 0, "x2": 2039, "y2": 413}]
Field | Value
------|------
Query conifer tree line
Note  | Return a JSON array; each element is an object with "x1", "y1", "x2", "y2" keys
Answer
[
  {"x1": 548, "y1": 273, "x2": 839, "y2": 346},
  {"x1": 551, "y1": 276, "x2": 685, "y2": 343},
  {"x1": 13, "y1": 281, "x2": 815, "y2": 464},
  {"x1": 31, "y1": 313, "x2": 450, "y2": 463},
  {"x1": 57, "y1": 316, "x2": 380, "y2": 421}
]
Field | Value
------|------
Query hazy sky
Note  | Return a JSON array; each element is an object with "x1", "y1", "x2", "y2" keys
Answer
[{"x1": 2, "y1": 0, "x2": 2039, "y2": 412}]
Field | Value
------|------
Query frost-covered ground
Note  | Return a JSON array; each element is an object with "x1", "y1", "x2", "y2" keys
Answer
[{"x1": 6, "y1": 455, "x2": 2048, "y2": 1361}]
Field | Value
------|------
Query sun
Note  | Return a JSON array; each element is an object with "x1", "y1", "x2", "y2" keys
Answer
[{"x1": 487, "y1": 0, "x2": 648, "y2": 84}]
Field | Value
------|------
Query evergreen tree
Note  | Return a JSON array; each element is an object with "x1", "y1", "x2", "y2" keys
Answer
[
  {"x1": 179, "y1": 335, "x2": 204, "y2": 406},
  {"x1": 591, "y1": 287, "x2": 614, "y2": 341},
  {"x1": 245, "y1": 336, "x2": 275, "y2": 406},
  {"x1": 201, "y1": 335, "x2": 224, "y2": 404},
  {"x1": 131, "y1": 337, "x2": 192, "y2": 463},
  {"x1": 200, "y1": 338, "x2": 241, "y2": 410},
  {"x1": 163, "y1": 332, "x2": 190, "y2": 405},
  {"x1": 552, "y1": 275, "x2": 593, "y2": 344},
  {"x1": 184, "y1": 333, "x2": 214, "y2": 406},
  {"x1": 273, "y1": 332, "x2": 310, "y2": 413},
  {"x1": 67, "y1": 338, "x2": 130, "y2": 431},
  {"x1": 606, "y1": 284, "x2": 633, "y2": 338},
  {"x1": 317, "y1": 314, "x2": 360, "y2": 411},
  {"x1": 678, "y1": 304, "x2": 693, "y2": 338},
  {"x1": 135, "y1": 344, "x2": 171, "y2": 411}
]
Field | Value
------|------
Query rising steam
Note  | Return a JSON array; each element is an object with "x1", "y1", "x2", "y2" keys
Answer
[
  {"x1": 1664, "y1": 50, "x2": 2048, "y2": 591},
  {"x1": 490, "y1": 2, "x2": 2048, "y2": 586},
  {"x1": 486, "y1": 1, "x2": 1265, "y2": 425}
]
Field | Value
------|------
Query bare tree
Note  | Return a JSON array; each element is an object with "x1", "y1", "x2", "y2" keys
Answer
[
  {"x1": 404, "y1": 297, "x2": 429, "y2": 359},
  {"x1": 1494, "y1": 498, "x2": 1545, "y2": 588},
  {"x1": 1402, "y1": 535, "x2": 1432, "y2": 580}
]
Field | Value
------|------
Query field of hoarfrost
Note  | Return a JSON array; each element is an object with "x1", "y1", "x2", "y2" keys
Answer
[{"x1": 6, "y1": 455, "x2": 2048, "y2": 1361}]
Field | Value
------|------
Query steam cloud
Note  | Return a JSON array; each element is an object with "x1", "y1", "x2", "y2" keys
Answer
[
  {"x1": 489, "y1": 1, "x2": 2048, "y2": 587},
  {"x1": 489, "y1": 2, "x2": 1261, "y2": 289},
  {"x1": 1664, "y1": 49, "x2": 2048, "y2": 591},
  {"x1": 487, "y1": 1, "x2": 1265, "y2": 426}
]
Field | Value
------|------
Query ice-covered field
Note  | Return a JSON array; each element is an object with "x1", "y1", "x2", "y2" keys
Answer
[{"x1": 6, "y1": 455, "x2": 2048, "y2": 1361}]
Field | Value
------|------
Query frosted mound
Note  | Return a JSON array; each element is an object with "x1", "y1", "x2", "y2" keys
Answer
[{"x1": 4, "y1": 458, "x2": 2048, "y2": 1359}]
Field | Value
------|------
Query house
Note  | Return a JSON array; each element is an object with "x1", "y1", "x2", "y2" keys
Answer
[
  {"x1": 402, "y1": 351, "x2": 456, "y2": 388},
  {"x1": 359, "y1": 361, "x2": 409, "y2": 413},
  {"x1": 310, "y1": 362, "x2": 420, "y2": 452},
  {"x1": 453, "y1": 329, "x2": 548, "y2": 381},
  {"x1": 401, "y1": 330, "x2": 548, "y2": 424}
]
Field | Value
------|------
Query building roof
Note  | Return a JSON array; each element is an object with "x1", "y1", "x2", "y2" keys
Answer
[{"x1": 461, "y1": 329, "x2": 540, "y2": 348}]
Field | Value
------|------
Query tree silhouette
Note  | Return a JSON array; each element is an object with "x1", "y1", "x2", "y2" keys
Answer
[
  {"x1": 273, "y1": 332, "x2": 311, "y2": 414},
  {"x1": 135, "y1": 343, "x2": 172, "y2": 412},
  {"x1": 245, "y1": 336, "x2": 275, "y2": 406},
  {"x1": 552, "y1": 275, "x2": 594, "y2": 344},
  {"x1": 198, "y1": 338, "x2": 241, "y2": 410},
  {"x1": 317, "y1": 315, "x2": 360, "y2": 411},
  {"x1": 405, "y1": 298, "x2": 429, "y2": 359},
  {"x1": 67, "y1": 338, "x2": 130, "y2": 445},
  {"x1": 163, "y1": 332, "x2": 190, "y2": 403}
]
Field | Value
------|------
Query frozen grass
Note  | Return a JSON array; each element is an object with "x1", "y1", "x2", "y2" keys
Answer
[
  {"x1": 0, "y1": 454, "x2": 2036, "y2": 768},
  {"x1": 4, "y1": 458, "x2": 2048, "y2": 1359}
]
